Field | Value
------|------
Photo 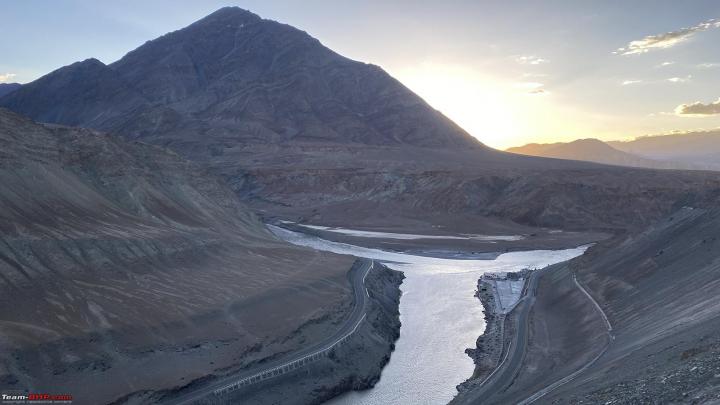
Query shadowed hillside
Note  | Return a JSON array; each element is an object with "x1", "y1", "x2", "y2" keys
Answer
[
  {"x1": 0, "y1": 83, "x2": 21, "y2": 98},
  {"x1": 0, "y1": 8, "x2": 480, "y2": 151},
  {"x1": 0, "y1": 108, "x2": 355, "y2": 404},
  {"x1": 476, "y1": 207, "x2": 720, "y2": 403}
]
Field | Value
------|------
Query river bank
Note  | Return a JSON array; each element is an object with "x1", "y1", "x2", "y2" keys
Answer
[
  {"x1": 457, "y1": 280, "x2": 505, "y2": 393},
  {"x1": 270, "y1": 225, "x2": 589, "y2": 404},
  {"x1": 456, "y1": 269, "x2": 533, "y2": 397},
  {"x1": 214, "y1": 263, "x2": 404, "y2": 405},
  {"x1": 274, "y1": 220, "x2": 607, "y2": 257}
]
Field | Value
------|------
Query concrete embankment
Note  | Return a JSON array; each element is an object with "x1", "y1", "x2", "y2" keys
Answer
[{"x1": 211, "y1": 263, "x2": 404, "y2": 405}]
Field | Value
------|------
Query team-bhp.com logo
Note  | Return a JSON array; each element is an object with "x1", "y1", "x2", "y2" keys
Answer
[{"x1": 1, "y1": 393, "x2": 73, "y2": 403}]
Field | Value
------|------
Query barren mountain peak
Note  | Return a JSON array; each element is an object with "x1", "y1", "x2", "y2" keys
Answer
[{"x1": 2, "y1": 7, "x2": 482, "y2": 151}]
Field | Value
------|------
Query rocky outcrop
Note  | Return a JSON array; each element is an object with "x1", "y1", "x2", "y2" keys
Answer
[{"x1": 456, "y1": 279, "x2": 506, "y2": 395}]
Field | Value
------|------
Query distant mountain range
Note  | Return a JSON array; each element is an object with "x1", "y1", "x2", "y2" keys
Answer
[
  {"x1": 508, "y1": 135, "x2": 720, "y2": 171},
  {"x1": 608, "y1": 130, "x2": 720, "y2": 168}
]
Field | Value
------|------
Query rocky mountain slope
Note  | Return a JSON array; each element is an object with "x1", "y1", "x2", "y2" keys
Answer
[
  {"x1": 0, "y1": 8, "x2": 480, "y2": 151},
  {"x1": 2, "y1": 7, "x2": 720, "y2": 234},
  {"x1": 507, "y1": 138, "x2": 710, "y2": 170},
  {"x1": 551, "y1": 206, "x2": 720, "y2": 402},
  {"x1": 0, "y1": 83, "x2": 21, "y2": 98},
  {"x1": 0, "y1": 108, "x2": 358, "y2": 404},
  {"x1": 471, "y1": 207, "x2": 720, "y2": 403}
]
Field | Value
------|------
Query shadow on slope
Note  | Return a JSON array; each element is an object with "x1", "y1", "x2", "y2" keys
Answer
[{"x1": 0, "y1": 109, "x2": 354, "y2": 404}]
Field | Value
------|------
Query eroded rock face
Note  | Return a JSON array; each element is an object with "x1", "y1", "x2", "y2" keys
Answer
[{"x1": 0, "y1": 108, "x2": 355, "y2": 404}]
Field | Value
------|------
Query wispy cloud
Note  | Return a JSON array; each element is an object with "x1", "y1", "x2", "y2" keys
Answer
[
  {"x1": 675, "y1": 98, "x2": 720, "y2": 115},
  {"x1": 615, "y1": 19, "x2": 720, "y2": 55},
  {"x1": 657, "y1": 61, "x2": 675, "y2": 67},
  {"x1": 0, "y1": 73, "x2": 17, "y2": 83},
  {"x1": 621, "y1": 75, "x2": 691, "y2": 86},
  {"x1": 667, "y1": 75, "x2": 692, "y2": 83},
  {"x1": 697, "y1": 62, "x2": 720, "y2": 68},
  {"x1": 515, "y1": 55, "x2": 548, "y2": 65}
]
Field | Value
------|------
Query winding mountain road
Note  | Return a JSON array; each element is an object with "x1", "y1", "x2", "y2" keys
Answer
[
  {"x1": 167, "y1": 259, "x2": 375, "y2": 405},
  {"x1": 456, "y1": 268, "x2": 543, "y2": 403},
  {"x1": 458, "y1": 268, "x2": 614, "y2": 405},
  {"x1": 516, "y1": 274, "x2": 613, "y2": 404}
]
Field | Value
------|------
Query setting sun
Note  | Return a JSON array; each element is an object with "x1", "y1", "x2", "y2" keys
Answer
[{"x1": 392, "y1": 63, "x2": 520, "y2": 149}]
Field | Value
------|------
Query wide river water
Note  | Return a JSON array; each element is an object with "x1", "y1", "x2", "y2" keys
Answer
[{"x1": 269, "y1": 225, "x2": 588, "y2": 405}]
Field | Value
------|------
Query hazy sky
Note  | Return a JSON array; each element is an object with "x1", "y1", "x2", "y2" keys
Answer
[{"x1": 3, "y1": 1, "x2": 720, "y2": 149}]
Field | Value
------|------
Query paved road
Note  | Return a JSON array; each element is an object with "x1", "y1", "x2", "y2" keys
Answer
[
  {"x1": 167, "y1": 259, "x2": 375, "y2": 405},
  {"x1": 459, "y1": 268, "x2": 614, "y2": 405},
  {"x1": 516, "y1": 274, "x2": 613, "y2": 404},
  {"x1": 456, "y1": 269, "x2": 542, "y2": 403}
]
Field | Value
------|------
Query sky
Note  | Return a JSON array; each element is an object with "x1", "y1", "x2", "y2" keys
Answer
[{"x1": 2, "y1": 1, "x2": 720, "y2": 149}]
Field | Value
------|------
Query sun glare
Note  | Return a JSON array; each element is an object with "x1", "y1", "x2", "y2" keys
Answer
[{"x1": 392, "y1": 63, "x2": 521, "y2": 149}]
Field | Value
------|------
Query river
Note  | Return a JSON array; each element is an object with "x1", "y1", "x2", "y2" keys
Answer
[{"x1": 269, "y1": 225, "x2": 588, "y2": 405}]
